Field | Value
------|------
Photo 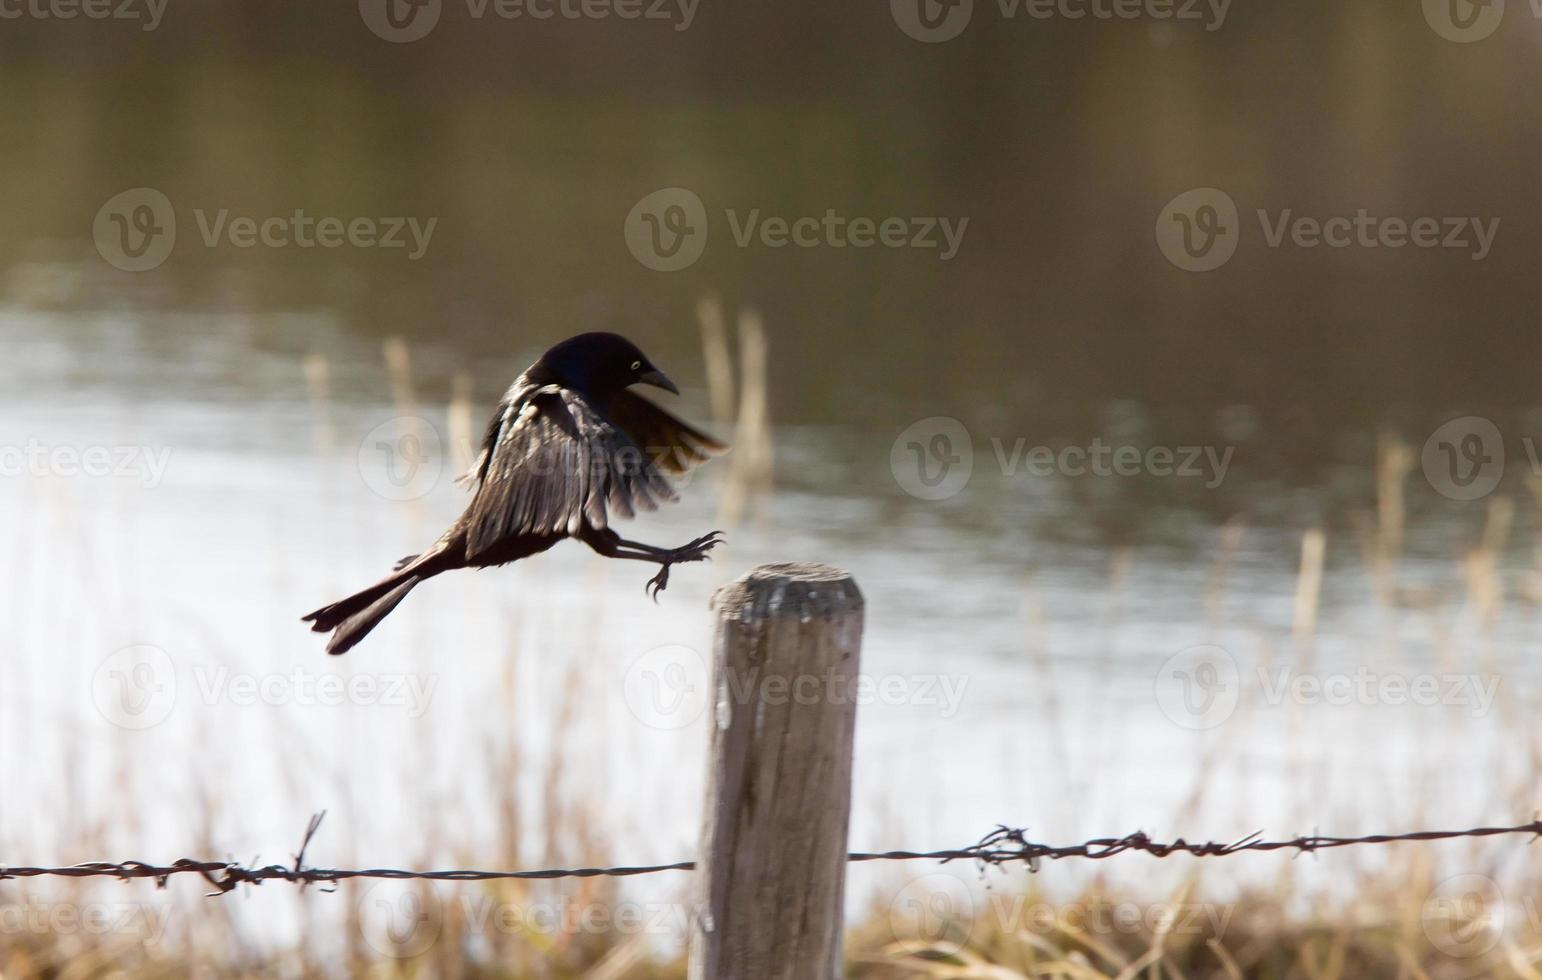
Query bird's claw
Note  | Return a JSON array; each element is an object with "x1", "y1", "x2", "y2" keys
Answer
[
  {"x1": 642, "y1": 531, "x2": 726, "y2": 601},
  {"x1": 677, "y1": 530, "x2": 725, "y2": 565},
  {"x1": 646, "y1": 564, "x2": 671, "y2": 602},
  {"x1": 685, "y1": 530, "x2": 726, "y2": 556}
]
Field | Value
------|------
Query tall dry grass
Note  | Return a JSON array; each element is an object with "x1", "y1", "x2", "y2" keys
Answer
[{"x1": 6, "y1": 319, "x2": 1542, "y2": 978}]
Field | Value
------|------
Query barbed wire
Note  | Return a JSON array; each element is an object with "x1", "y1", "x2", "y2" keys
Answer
[{"x1": 2, "y1": 813, "x2": 1538, "y2": 896}]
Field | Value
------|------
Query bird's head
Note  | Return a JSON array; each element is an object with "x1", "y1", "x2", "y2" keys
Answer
[{"x1": 536, "y1": 332, "x2": 678, "y2": 397}]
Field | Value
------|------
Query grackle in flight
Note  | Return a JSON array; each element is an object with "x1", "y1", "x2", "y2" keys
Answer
[{"x1": 303, "y1": 332, "x2": 727, "y2": 655}]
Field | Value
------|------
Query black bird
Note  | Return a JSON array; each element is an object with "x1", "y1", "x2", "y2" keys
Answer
[{"x1": 303, "y1": 333, "x2": 727, "y2": 655}]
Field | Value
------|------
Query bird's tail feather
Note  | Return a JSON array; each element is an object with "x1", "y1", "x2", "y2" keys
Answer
[
  {"x1": 301, "y1": 575, "x2": 422, "y2": 656},
  {"x1": 323, "y1": 577, "x2": 420, "y2": 656},
  {"x1": 302, "y1": 554, "x2": 439, "y2": 655}
]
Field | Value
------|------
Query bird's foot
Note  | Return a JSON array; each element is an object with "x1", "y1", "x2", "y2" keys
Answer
[
  {"x1": 676, "y1": 530, "x2": 725, "y2": 560},
  {"x1": 644, "y1": 531, "x2": 726, "y2": 601},
  {"x1": 645, "y1": 564, "x2": 672, "y2": 601}
]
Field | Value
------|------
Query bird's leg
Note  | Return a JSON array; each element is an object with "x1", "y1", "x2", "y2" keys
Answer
[{"x1": 580, "y1": 528, "x2": 725, "y2": 599}]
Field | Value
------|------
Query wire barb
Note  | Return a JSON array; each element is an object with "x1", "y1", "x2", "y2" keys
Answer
[{"x1": 3, "y1": 817, "x2": 1539, "y2": 890}]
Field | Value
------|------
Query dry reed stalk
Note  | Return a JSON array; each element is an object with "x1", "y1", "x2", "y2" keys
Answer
[
  {"x1": 450, "y1": 370, "x2": 476, "y2": 475},
  {"x1": 380, "y1": 337, "x2": 428, "y2": 534},
  {"x1": 1464, "y1": 495, "x2": 1513, "y2": 629},
  {"x1": 301, "y1": 353, "x2": 334, "y2": 454},
  {"x1": 1204, "y1": 517, "x2": 1245, "y2": 621},
  {"x1": 696, "y1": 294, "x2": 735, "y2": 427},
  {"x1": 1376, "y1": 433, "x2": 1412, "y2": 574},
  {"x1": 383, "y1": 336, "x2": 416, "y2": 419},
  {"x1": 717, "y1": 307, "x2": 773, "y2": 528},
  {"x1": 1293, "y1": 528, "x2": 1325, "y2": 663}
]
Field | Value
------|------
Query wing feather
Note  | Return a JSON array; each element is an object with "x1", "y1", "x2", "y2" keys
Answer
[
  {"x1": 606, "y1": 390, "x2": 729, "y2": 476},
  {"x1": 461, "y1": 385, "x2": 678, "y2": 559}
]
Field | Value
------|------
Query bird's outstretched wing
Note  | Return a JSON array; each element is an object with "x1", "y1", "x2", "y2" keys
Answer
[
  {"x1": 461, "y1": 385, "x2": 675, "y2": 558},
  {"x1": 606, "y1": 390, "x2": 729, "y2": 476}
]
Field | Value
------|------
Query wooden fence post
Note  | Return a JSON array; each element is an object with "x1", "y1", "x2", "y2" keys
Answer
[{"x1": 688, "y1": 562, "x2": 865, "y2": 980}]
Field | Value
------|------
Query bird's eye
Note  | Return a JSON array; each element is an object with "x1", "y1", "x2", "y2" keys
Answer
[{"x1": 630, "y1": 360, "x2": 642, "y2": 371}]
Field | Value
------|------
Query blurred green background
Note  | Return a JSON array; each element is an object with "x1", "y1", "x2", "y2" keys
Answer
[{"x1": 2, "y1": 1, "x2": 1537, "y2": 472}]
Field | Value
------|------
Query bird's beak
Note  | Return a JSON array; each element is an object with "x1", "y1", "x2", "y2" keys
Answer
[{"x1": 637, "y1": 369, "x2": 679, "y2": 395}]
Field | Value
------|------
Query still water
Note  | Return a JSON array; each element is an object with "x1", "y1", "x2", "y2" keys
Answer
[{"x1": 0, "y1": 301, "x2": 1533, "y2": 953}]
